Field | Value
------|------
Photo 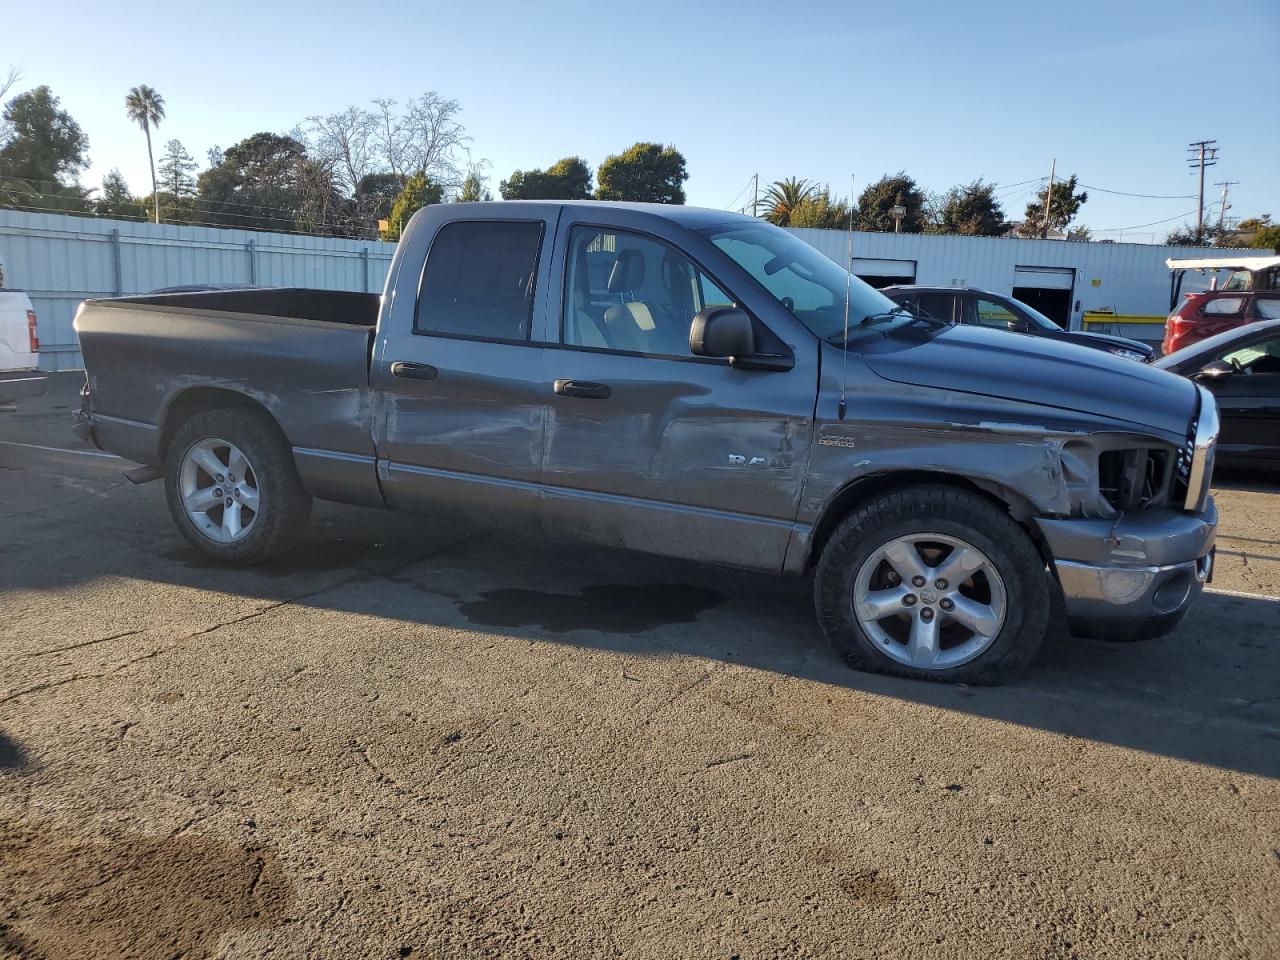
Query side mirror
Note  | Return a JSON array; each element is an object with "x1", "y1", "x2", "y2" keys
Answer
[
  {"x1": 1195, "y1": 360, "x2": 1234, "y2": 380},
  {"x1": 1008, "y1": 319, "x2": 1030, "y2": 333},
  {"x1": 690, "y1": 307, "x2": 755, "y2": 358}
]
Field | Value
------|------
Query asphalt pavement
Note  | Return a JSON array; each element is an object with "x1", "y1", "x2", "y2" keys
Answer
[{"x1": 1, "y1": 374, "x2": 1277, "y2": 959}]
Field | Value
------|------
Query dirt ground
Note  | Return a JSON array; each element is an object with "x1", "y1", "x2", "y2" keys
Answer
[{"x1": 1, "y1": 375, "x2": 1277, "y2": 959}]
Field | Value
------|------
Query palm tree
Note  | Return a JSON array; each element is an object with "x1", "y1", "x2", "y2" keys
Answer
[
  {"x1": 756, "y1": 177, "x2": 817, "y2": 226},
  {"x1": 125, "y1": 85, "x2": 166, "y2": 224}
]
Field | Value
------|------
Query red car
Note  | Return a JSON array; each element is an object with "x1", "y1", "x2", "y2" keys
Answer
[{"x1": 1162, "y1": 255, "x2": 1280, "y2": 355}]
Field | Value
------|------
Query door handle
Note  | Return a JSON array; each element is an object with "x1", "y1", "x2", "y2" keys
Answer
[
  {"x1": 554, "y1": 378, "x2": 611, "y2": 399},
  {"x1": 391, "y1": 361, "x2": 439, "y2": 381}
]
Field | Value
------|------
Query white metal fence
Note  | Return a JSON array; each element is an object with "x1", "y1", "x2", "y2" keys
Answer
[{"x1": 0, "y1": 210, "x2": 397, "y2": 370}]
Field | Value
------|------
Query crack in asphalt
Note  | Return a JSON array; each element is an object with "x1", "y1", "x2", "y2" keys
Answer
[
  {"x1": 0, "y1": 537, "x2": 479, "y2": 708},
  {"x1": 15, "y1": 629, "x2": 143, "y2": 659}
]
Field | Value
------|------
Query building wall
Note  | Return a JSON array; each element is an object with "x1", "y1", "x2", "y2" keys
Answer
[
  {"x1": 787, "y1": 227, "x2": 1225, "y2": 336},
  {"x1": 0, "y1": 211, "x2": 397, "y2": 371}
]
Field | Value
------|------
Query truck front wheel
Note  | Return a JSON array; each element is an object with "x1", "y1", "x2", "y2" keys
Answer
[
  {"x1": 814, "y1": 484, "x2": 1050, "y2": 685},
  {"x1": 163, "y1": 408, "x2": 311, "y2": 564}
]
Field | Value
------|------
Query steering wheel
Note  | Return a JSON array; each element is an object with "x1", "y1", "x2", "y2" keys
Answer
[{"x1": 1230, "y1": 356, "x2": 1244, "y2": 374}]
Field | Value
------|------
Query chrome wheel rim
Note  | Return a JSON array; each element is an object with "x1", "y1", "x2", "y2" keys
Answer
[
  {"x1": 179, "y1": 437, "x2": 260, "y2": 543},
  {"x1": 852, "y1": 533, "x2": 1007, "y2": 670}
]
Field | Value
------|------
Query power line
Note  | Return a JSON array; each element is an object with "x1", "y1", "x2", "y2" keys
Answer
[
  {"x1": 0, "y1": 194, "x2": 380, "y2": 240},
  {"x1": 0, "y1": 182, "x2": 374, "y2": 233},
  {"x1": 1099, "y1": 200, "x2": 1221, "y2": 233},
  {"x1": 1080, "y1": 183, "x2": 1197, "y2": 199},
  {"x1": 0, "y1": 173, "x2": 392, "y2": 224}
]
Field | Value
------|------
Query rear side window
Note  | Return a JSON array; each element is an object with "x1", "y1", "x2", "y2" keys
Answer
[{"x1": 415, "y1": 220, "x2": 543, "y2": 340}]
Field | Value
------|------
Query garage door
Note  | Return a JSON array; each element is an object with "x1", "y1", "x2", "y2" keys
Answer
[
  {"x1": 1013, "y1": 266, "x2": 1074, "y2": 290},
  {"x1": 852, "y1": 258, "x2": 915, "y2": 289}
]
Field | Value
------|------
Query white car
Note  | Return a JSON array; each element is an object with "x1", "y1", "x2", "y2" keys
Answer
[{"x1": 0, "y1": 281, "x2": 47, "y2": 408}]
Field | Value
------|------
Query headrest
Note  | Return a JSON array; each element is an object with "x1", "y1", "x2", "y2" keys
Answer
[{"x1": 607, "y1": 249, "x2": 645, "y2": 293}]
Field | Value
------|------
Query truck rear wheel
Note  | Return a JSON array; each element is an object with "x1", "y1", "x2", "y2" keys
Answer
[
  {"x1": 814, "y1": 484, "x2": 1049, "y2": 685},
  {"x1": 164, "y1": 408, "x2": 311, "y2": 564}
]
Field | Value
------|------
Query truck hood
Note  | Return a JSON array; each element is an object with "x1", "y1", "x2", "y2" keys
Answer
[{"x1": 860, "y1": 325, "x2": 1196, "y2": 439}]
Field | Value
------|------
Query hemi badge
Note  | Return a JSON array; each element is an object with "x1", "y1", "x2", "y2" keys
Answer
[{"x1": 818, "y1": 434, "x2": 857, "y2": 449}]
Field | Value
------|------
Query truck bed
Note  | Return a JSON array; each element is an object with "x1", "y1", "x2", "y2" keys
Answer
[{"x1": 74, "y1": 287, "x2": 385, "y2": 506}]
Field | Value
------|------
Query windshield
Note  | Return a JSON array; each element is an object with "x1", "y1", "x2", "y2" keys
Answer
[{"x1": 697, "y1": 221, "x2": 934, "y2": 343}]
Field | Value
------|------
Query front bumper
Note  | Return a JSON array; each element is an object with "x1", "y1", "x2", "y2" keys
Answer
[{"x1": 1037, "y1": 499, "x2": 1217, "y2": 641}]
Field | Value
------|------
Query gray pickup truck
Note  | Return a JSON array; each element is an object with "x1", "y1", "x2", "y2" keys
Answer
[{"x1": 73, "y1": 202, "x2": 1219, "y2": 684}]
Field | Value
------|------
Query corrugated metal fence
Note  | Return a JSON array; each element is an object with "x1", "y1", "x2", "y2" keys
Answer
[{"x1": 0, "y1": 210, "x2": 397, "y2": 370}]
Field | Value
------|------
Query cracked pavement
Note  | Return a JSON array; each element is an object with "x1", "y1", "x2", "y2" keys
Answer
[{"x1": 1, "y1": 375, "x2": 1278, "y2": 959}]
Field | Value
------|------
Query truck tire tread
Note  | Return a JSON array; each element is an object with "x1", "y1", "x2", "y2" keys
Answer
[
  {"x1": 163, "y1": 407, "x2": 311, "y2": 564},
  {"x1": 813, "y1": 484, "x2": 1050, "y2": 685}
]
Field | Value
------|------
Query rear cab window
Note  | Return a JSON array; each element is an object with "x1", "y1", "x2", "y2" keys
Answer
[{"x1": 415, "y1": 220, "x2": 544, "y2": 341}]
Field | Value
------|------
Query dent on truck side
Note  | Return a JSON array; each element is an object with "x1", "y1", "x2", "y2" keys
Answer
[{"x1": 785, "y1": 352, "x2": 1192, "y2": 573}]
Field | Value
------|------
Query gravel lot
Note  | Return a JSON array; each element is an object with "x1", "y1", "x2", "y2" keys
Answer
[{"x1": 2, "y1": 374, "x2": 1278, "y2": 959}]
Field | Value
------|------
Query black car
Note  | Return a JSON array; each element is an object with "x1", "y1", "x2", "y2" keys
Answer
[
  {"x1": 882, "y1": 286, "x2": 1155, "y2": 362},
  {"x1": 1155, "y1": 318, "x2": 1280, "y2": 469}
]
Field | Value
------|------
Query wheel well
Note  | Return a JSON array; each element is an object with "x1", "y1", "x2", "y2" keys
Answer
[
  {"x1": 804, "y1": 470, "x2": 1053, "y2": 572},
  {"x1": 158, "y1": 388, "x2": 279, "y2": 461}
]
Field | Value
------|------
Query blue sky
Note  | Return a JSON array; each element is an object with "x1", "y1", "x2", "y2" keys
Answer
[{"x1": 6, "y1": 0, "x2": 1277, "y2": 241}]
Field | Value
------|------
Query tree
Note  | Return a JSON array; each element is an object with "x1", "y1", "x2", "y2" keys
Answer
[
  {"x1": 1019, "y1": 174, "x2": 1087, "y2": 238},
  {"x1": 1234, "y1": 216, "x2": 1280, "y2": 252},
  {"x1": 856, "y1": 172, "x2": 926, "y2": 232},
  {"x1": 595, "y1": 142, "x2": 687, "y2": 204},
  {"x1": 157, "y1": 139, "x2": 197, "y2": 198},
  {"x1": 500, "y1": 156, "x2": 592, "y2": 200},
  {"x1": 196, "y1": 132, "x2": 309, "y2": 232},
  {"x1": 95, "y1": 168, "x2": 144, "y2": 220},
  {"x1": 1165, "y1": 224, "x2": 1221, "y2": 247},
  {"x1": 0, "y1": 85, "x2": 90, "y2": 189},
  {"x1": 124, "y1": 85, "x2": 165, "y2": 224},
  {"x1": 371, "y1": 93, "x2": 469, "y2": 191},
  {"x1": 936, "y1": 180, "x2": 1005, "y2": 236},
  {"x1": 356, "y1": 172, "x2": 401, "y2": 222},
  {"x1": 757, "y1": 178, "x2": 817, "y2": 225},
  {"x1": 383, "y1": 172, "x2": 443, "y2": 239},
  {"x1": 458, "y1": 170, "x2": 492, "y2": 202},
  {"x1": 295, "y1": 156, "x2": 346, "y2": 236},
  {"x1": 787, "y1": 188, "x2": 854, "y2": 230}
]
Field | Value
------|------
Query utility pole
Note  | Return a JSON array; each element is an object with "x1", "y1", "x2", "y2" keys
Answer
[
  {"x1": 752, "y1": 173, "x2": 759, "y2": 217},
  {"x1": 1040, "y1": 158, "x2": 1056, "y2": 239},
  {"x1": 1187, "y1": 140, "x2": 1218, "y2": 237},
  {"x1": 1215, "y1": 179, "x2": 1238, "y2": 232}
]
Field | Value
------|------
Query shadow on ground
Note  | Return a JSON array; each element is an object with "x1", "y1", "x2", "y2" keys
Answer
[{"x1": 3, "y1": 373, "x2": 1277, "y2": 779}]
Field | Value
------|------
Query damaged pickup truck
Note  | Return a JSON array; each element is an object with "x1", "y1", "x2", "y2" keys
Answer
[{"x1": 73, "y1": 202, "x2": 1218, "y2": 684}]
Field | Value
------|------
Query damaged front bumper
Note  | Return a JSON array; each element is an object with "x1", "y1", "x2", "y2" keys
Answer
[{"x1": 1037, "y1": 499, "x2": 1217, "y2": 641}]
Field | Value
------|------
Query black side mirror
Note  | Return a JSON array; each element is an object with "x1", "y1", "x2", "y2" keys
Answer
[
  {"x1": 1195, "y1": 360, "x2": 1234, "y2": 380},
  {"x1": 690, "y1": 307, "x2": 755, "y2": 358},
  {"x1": 1008, "y1": 319, "x2": 1030, "y2": 333}
]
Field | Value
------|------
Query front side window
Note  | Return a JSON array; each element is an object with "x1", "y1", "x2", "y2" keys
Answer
[
  {"x1": 563, "y1": 226, "x2": 733, "y2": 356},
  {"x1": 1221, "y1": 336, "x2": 1280, "y2": 374},
  {"x1": 697, "y1": 220, "x2": 927, "y2": 344},
  {"x1": 972, "y1": 297, "x2": 1020, "y2": 329},
  {"x1": 416, "y1": 220, "x2": 543, "y2": 340}
]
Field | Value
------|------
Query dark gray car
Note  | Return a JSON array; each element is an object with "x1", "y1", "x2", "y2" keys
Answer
[
  {"x1": 72, "y1": 202, "x2": 1217, "y2": 685},
  {"x1": 883, "y1": 285, "x2": 1155, "y2": 361}
]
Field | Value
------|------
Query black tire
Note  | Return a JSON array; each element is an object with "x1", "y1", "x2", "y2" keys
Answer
[
  {"x1": 814, "y1": 484, "x2": 1049, "y2": 685},
  {"x1": 163, "y1": 407, "x2": 311, "y2": 564}
]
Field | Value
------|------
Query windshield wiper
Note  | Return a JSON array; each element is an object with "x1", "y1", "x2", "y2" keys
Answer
[{"x1": 827, "y1": 310, "x2": 942, "y2": 344}]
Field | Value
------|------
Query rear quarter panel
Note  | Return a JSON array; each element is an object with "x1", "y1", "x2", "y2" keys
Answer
[{"x1": 75, "y1": 300, "x2": 379, "y2": 501}]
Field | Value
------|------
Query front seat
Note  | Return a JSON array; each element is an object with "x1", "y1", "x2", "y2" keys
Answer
[{"x1": 602, "y1": 249, "x2": 655, "y2": 352}]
